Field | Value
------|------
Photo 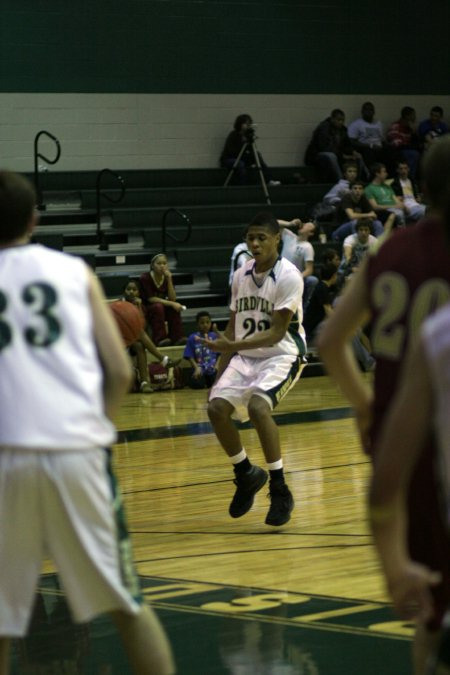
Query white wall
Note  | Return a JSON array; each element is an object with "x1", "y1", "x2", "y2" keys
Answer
[{"x1": 1, "y1": 93, "x2": 449, "y2": 173}]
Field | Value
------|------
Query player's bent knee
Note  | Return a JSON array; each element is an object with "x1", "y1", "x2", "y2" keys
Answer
[
  {"x1": 247, "y1": 395, "x2": 271, "y2": 421},
  {"x1": 207, "y1": 397, "x2": 229, "y2": 422}
]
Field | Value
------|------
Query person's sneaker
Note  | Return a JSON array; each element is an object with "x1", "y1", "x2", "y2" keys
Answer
[
  {"x1": 161, "y1": 355, "x2": 182, "y2": 368},
  {"x1": 158, "y1": 338, "x2": 172, "y2": 347},
  {"x1": 229, "y1": 465, "x2": 268, "y2": 518},
  {"x1": 268, "y1": 180, "x2": 281, "y2": 186},
  {"x1": 265, "y1": 483, "x2": 294, "y2": 526},
  {"x1": 166, "y1": 357, "x2": 182, "y2": 368},
  {"x1": 140, "y1": 381, "x2": 154, "y2": 393}
]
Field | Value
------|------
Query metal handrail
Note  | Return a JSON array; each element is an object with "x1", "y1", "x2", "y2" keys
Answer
[
  {"x1": 161, "y1": 208, "x2": 192, "y2": 253},
  {"x1": 96, "y1": 169, "x2": 126, "y2": 250},
  {"x1": 33, "y1": 130, "x2": 61, "y2": 210}
]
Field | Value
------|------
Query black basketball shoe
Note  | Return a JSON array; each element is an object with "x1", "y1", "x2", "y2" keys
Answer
[
  {"x1": 265, "y1": 483, "x2": 294, "y2": 526},
  {"x1": 229, "y1": 465, "x2": 268, "y2": 518}
]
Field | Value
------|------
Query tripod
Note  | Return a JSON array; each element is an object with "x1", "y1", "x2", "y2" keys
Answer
[{"x1": 223, "y1": 139, "x2": 272, "y2": 205}]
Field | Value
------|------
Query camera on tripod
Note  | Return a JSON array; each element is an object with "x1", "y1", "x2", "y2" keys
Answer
[{"x1": 244, "y1": 124, "x2": 257, "y2": 142}]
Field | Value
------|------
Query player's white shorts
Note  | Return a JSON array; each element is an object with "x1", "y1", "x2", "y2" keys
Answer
[
  {"x1": 210, "y1": 353, "x2": 305, "y2": 422},
  {"x1": 0, "y1": 447, "x2": 141, "y2": 637}
]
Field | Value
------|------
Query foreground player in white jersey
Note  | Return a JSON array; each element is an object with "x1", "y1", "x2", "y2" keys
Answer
[
  {"x1": 205, "y1": 212, "x2": 306, "y2": 526},
  {"x1": 0, "y1": 171, "x2": 174, "y2": 675}
]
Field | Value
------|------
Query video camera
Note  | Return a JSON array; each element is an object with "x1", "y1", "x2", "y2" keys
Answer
[{"x1": 244, "y1": 124, "x2": 257, "y2": 142}]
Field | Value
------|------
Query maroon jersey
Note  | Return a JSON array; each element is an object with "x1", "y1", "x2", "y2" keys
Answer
[
  {"x1": 366, "y1": 217, "x2": 450, "y2": 445},
  {"x1": 365, "y1": 217, "x2": 450, "y2": 629},
  {"x1": 138, "y1": 271, "x2": 184, "y2": 344},
  {"x1": 139, "y1": 271, "x2": 169, "y2": 303}
]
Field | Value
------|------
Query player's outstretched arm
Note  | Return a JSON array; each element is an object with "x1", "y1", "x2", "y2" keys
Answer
[
  {"x1": 89, "y1": 270, "x2": 133, "y2": 419},
  {"x1": 318, "y1": 259, "x2": 373, "y2": 448}
]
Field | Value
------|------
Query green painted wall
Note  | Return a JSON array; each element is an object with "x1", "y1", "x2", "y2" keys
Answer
[{"x1": 2, "y1": 0, "x2": 449, "y2": 94}]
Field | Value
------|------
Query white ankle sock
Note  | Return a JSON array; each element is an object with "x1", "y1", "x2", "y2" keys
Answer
[{"x1": 230, "y1": 449, "x2": 247, "y2": 464}]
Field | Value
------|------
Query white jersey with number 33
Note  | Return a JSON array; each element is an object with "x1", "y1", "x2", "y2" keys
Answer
[{"x1": 0, "y1": 244, "x2": 115, "y2": 450}]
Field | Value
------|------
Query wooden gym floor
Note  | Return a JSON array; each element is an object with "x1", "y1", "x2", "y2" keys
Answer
[{"x1": 11, "y1": 375, "x2": 412, "y2": 674}]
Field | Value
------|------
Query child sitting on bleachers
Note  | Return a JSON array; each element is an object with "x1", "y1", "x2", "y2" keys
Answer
[{"x1": 183, "y1": 311, "x2": 219, "y2": 389}]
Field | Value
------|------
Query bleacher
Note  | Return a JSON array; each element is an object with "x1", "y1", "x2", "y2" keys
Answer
[{"x1": 31, "y1": 166, "x2": 339, "y2": 375}]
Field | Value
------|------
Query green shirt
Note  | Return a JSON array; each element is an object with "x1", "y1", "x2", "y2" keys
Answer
[{"x1": 364, "y1": 182, "x2": 397, "y2": 207}]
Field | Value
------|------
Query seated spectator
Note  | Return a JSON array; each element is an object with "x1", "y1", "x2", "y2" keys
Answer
[
  {"x1": 303, "y1": 261, "x2": 338, "y2": 344},
  {"x1": 321, "y1": 248, "x2": 341, "y2": 268},
  {"x1": 418, "y1": 105, "x2": 449, "y2": 151},
  {"x1": 364, "y1": 163, "x2": 406, "y2": 227},
  {"x1": 304, "y1": 109, "x2": 364, "y2": 182},
  {"x1": 120, "y1": 280, "x2": 180, "y2": 393},
  {"x1": 229, "y1": 237, "x2": 253, "y2": 287},
  {"x1": 280, "y1": 220, "x2": 318, "y2": 310},
  {"x1": 322, "y1": 162, "x2": 358, "y2": 207},
  {"x1": 304, "y1": 261, "x2": 375, "y2": 371},
  {"x1": 139, "y1": 253, "x2": 187, "y2": 347},
  {"x1": 391, "y1": 160, "x2": 426, "y2": 222},
  {"x1": 310, "y1": 162, "x2": 358, "y2": 225},
  {"x1": 183, "y1": 311, "x2": 219, "y2": 389},
  {"x1": 341, "y1": 219, "x2": 377, "y2": 278},
  {"x1": 348, "y1": 102, "x2": 396, "y2": 174},
  {"x1": 386, "y1": 106, "x2": 421, "y2": 178},
  {"x1": 332, "y1": 180, "x2": 385, "y2": 241},
  {"x1": 321, "y1": 248, "x2": 344, "y2": 292},
  {"x1": 220, "y1": 114, "x2": 279, "y2": 186}
]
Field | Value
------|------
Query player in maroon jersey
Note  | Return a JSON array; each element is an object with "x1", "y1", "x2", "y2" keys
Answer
[{"x1": 318, "y1": 136, "x2": 450, "y2": 674}]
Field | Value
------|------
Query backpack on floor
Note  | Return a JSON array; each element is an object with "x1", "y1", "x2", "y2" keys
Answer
[{"x1": 148, "y1": 363, "x2": 184, "y2": 390}]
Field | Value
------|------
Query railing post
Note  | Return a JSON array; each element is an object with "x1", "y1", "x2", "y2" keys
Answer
[
  {"x1": 33, "y1": 131, "x2": 61, "y2": 210},
  {"x1": 161, "y1": 208, "x2": 192, "y2": 253},
  {"x1": 96, "y1": 169, "x2": 125, "y2": 250}
]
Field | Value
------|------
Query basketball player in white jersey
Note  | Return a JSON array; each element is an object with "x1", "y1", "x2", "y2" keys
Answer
[
  {"x1": 204, "y1": 212, "x2": 306, "y2": 527},
  {"x1": 0, "y1": 171, "x2": 174, "y2": 675}
]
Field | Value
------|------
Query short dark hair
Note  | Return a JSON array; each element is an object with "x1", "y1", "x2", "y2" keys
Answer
[
  {"x1": 0, "y1": 171, "x2": 36, "y2": 244},
  {"x1": 331, "y1": 108, "x2": 345, "y2": 119},
  {"x1": 351, "y1": 180, "x2": 365, "y2": 189},
  {"x1": 370, "y1": 162, "x2": 386, "y2": 177},
  {"x1": 430, "y1": 106, "x2": 444, "y2": 116},
  {"x1": 356, "y1": 218, "x2": 373, "y2": 231},
  {"x1": 321, "y1": 261, "x2": 338, "y2": 281},
  {"x1": 247, "y1": 211, "x2": 280, "y2": 235},
  {"x1": 233, "y1": 114, "x2": 252, "y2": 131},
  {"x1": 123, "y1": 279, "x2": 139, "y2": 291},
  {"x1": 342, "y1": 161, "x2": 357, "y2": 172},
  {"x1": 401, "y1": 106, "x2": 415, "y2": 118},
  {"x1": 196, "y1": 311, "x2": 211, "y2": 322},
  {"x1": 322, "y1": 248, "x2": 340, "y2": 264}
]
